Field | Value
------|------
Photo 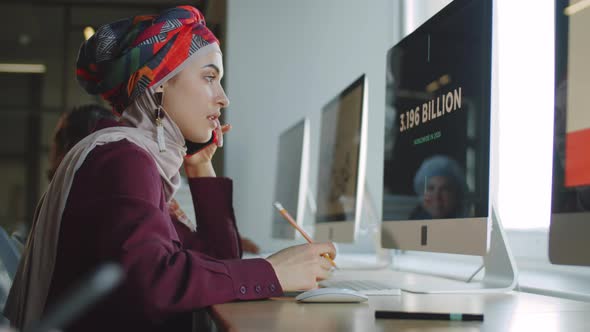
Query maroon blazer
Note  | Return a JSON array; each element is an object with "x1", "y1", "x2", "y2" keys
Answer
[{"x1": 45, "y1": 131, "x2": 282, "y2": 331}]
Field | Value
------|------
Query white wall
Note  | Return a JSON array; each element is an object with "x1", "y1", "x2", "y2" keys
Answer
[
  {"x1": 402, "y1": 0, "x2": 452, "y2": 34},
  {"x1": 225, "y1": 0, "x2": 401, "y2": 253}
]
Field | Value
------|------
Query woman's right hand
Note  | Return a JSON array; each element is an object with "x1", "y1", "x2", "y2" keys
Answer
[
  {"x1": 266, "y1": 243, "x2": 336, "y2": 291},
  {"x1": 184, "y1": 123, "x2": 231, "y2": 178}
]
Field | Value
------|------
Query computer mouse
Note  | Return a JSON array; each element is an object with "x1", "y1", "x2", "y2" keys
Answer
[{"x1": 295, "y1": 288, "x2": 368, "y2": 303}]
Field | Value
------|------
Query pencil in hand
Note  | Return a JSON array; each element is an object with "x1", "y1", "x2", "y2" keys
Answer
[{"x1": 273, "y1": 202, "x2": 338, "y2": 269}]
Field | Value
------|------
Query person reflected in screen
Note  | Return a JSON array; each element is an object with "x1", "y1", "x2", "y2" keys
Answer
[
  {"x1": 6, "y1": 6, "x2": 333, "y2": 332},
  {"x1": 409, "y1": 155, "x2": 467, "y2": 220}
]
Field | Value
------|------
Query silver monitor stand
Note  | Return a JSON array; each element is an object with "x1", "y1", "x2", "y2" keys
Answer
[{"x1": 397, "y1": 207, "x2": 518, "y2": 294}]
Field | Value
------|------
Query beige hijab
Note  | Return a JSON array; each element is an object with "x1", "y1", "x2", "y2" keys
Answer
[{"x1": 5, "y1": 88, "x2": 187, "y2": 329}]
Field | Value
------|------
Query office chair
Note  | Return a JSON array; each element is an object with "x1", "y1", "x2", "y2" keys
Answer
[{"x1": 0, "y1": 226, "x2": 20, "y2": 281}]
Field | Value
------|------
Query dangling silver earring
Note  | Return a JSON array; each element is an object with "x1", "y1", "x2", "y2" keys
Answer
[{"x1": 155, "y1": 90, "x2": 167, "y2": 152}]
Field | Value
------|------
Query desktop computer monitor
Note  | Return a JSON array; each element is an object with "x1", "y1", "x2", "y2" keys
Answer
[
  {"x1": 381, "y1": 0, "x2": 492, "y2": 255},
  {"x1": 314, "y1": 75, "x2": 368, "y2": 243},
  {"x1": 271, "y1": 118, "x2": 310, "y2": 239},
  {"x1": 549, "y1": 0, "x2": 590, "y2": 266}
]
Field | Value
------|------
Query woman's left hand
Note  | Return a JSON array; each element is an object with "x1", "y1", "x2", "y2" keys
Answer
[{"x1": 184, "y1": 120, "x2": 231, "y2": 177}]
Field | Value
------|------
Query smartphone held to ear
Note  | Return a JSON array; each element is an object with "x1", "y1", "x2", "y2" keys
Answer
[{"x1": 185, "y1": 130, "x2": 217, "y2": 156}]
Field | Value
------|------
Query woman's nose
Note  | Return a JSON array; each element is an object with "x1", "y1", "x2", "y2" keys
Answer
[{"x1": 218, "y1": 88, "x2": 230, "y2": 108}]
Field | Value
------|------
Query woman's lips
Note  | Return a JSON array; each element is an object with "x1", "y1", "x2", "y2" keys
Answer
[{"x1": 207, "y1": 114, "x2": 220, "y2": 128}]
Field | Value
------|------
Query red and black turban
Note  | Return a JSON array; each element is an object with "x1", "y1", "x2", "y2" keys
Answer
[{"x1": 76, "y1": 6, "x2": 219, "y2": 115}]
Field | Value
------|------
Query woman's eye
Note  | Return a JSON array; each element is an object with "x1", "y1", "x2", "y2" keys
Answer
[{"x1": 205, "y1": 76, "x2": 216, "y2": 83}]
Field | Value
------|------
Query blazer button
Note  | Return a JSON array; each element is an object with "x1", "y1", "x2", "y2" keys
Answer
[
  {"x1": 240, "y1": 285, "x2": 247, "y2": 294},
  {"x1": 255, "y1": 285, "x2": 262, "y2": 293},
  {"x1": 269, "y1": 283, "x2": 276, "y2": 292}
]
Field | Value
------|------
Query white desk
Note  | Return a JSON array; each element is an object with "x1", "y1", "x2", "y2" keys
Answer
[{"x1": 208, "y1": 269, "x2": 590, "y2": 331}]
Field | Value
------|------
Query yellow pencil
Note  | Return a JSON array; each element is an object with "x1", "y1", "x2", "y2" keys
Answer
[{"x1": 273, "y1": 202, "x2": 338, "y2": 269}]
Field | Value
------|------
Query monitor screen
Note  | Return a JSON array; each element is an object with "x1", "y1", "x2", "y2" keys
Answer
[
  {"x1": 549, "y1": 0, "x2": 590, "y2": 266},
  {"x1": 272, "y1": 119, "x2": 309, "y2": 239},
  {"x1": 383, "y1": 0, "x2": 491, "y2": 223},
  {"x1": 552, "y1": 0, "x2": 590, "y2": 213},
  {"x1": 315, "y1": 75, "x2": 365, "y2": 225}
]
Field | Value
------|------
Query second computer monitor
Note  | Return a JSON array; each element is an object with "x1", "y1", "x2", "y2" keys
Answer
[
  {"x1": 382, "y1": 0, "x2": 493, "y2": 255},
  {"x1": 272, "y1": 118, "x2": 310, "y2": 239},
  {"x1": 314, "y1": 75, "x2": 367, "y2": 243}
]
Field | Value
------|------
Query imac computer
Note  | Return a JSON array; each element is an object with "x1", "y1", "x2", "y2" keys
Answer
[
  {"x1": 314, "y1": 75, "x2": 368, "y2": 243},
  {"x1": 271, "y1": 118, "x2": 310, "y2": 239},
  {"x1": 381, "y1": 0, "x2": 516, "y2": 292},
  {"x1": 549, "y1": 0, "x2": 590, "y2": 266}
]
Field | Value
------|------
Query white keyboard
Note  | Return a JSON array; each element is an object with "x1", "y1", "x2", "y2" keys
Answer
[{"x1": 319, "y1": 280, "x2": 402, "y2": 296}]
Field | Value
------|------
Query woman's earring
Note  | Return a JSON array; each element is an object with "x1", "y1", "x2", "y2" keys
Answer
[{"x1": 155, "y1": 91, "x2": 167, "y2": 152}]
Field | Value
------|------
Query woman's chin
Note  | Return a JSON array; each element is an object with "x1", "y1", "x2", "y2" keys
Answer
[{"x1": 186, "y1": 131, "x2": 212, "y2": 144}]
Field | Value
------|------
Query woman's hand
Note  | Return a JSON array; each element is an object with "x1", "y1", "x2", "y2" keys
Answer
[
  {"x1": 184, "y1": 120, "x2": 231, "y2": 178},
  {"x1": 266, "y1": 243, "x2": 336, "y2": 291}
]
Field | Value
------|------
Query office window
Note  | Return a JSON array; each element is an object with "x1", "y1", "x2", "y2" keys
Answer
[{"x1": 497, "y1": 1, "x2": 554, "y2": 230}]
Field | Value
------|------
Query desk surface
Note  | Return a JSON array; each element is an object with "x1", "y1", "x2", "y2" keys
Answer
[{"x1": 209, "y1": 270, "x2": 590, "y2": 332}]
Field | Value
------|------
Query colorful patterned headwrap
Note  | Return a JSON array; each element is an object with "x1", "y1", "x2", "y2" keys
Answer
[{"x1": 76, "y1": 6, "x2": 219, "y2": 114}]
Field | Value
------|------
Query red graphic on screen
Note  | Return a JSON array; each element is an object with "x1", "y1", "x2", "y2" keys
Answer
[{"x1": 565, "y1": 128, "x2": 590, "y2": 187}]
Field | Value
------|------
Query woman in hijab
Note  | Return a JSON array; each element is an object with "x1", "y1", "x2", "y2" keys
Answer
[{"x1": 7, "y1": 6, "x2": 334, "y2": 332}]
